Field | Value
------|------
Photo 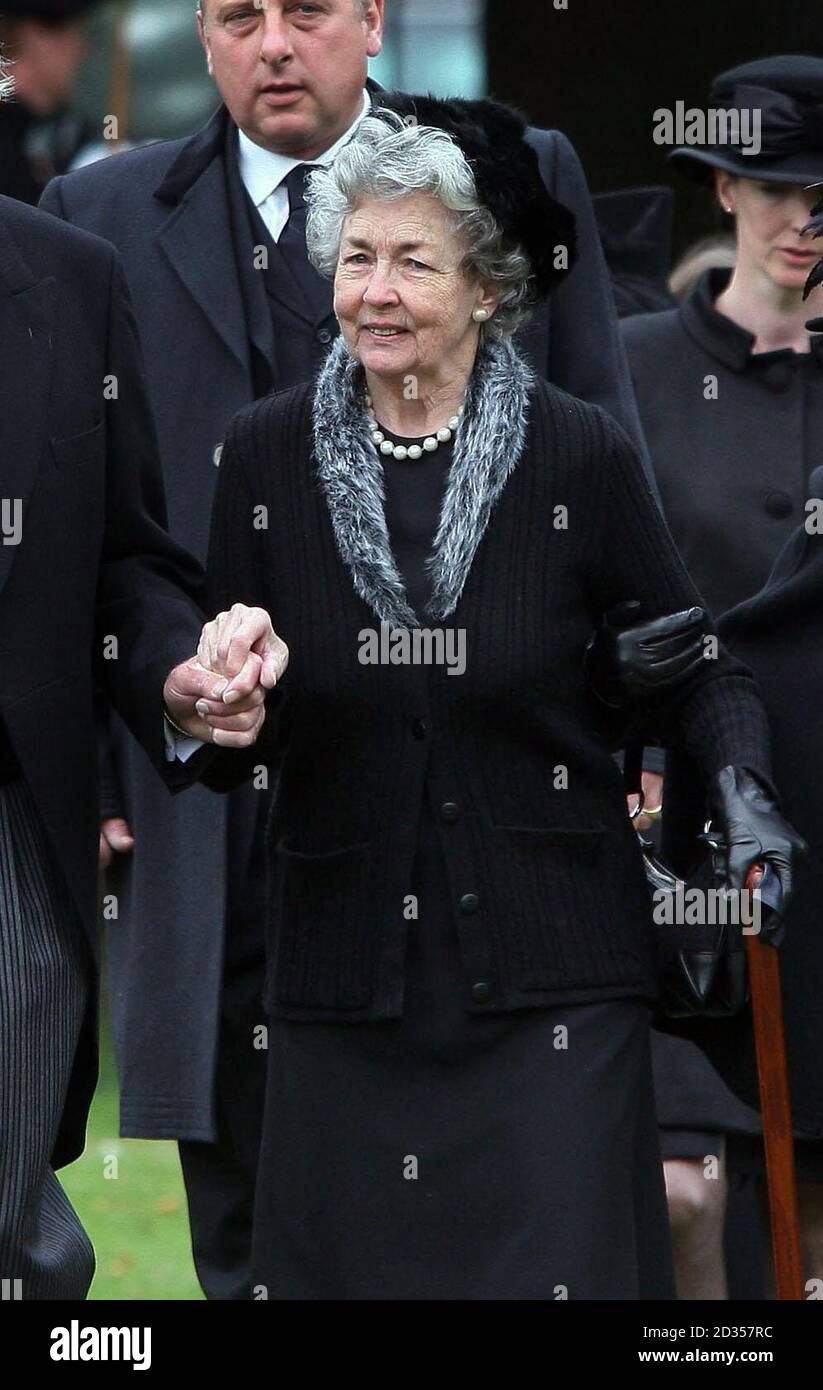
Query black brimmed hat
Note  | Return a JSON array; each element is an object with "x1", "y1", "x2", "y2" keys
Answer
[
  {"x1": 376, "y1": 91, "x2": 577, "y2": 298},
  {"x1": 670, "y1": 55, "x2": 823, "y2": 187}
]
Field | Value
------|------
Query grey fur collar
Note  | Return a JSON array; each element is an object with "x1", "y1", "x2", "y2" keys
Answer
[{"x1": 312, "y1": 335, "x2": 535, "y2": 626}]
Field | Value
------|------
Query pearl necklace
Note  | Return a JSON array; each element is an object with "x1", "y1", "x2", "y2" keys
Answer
[{"x1": 365, "y1": 394, "x2": 464, "y2": 461}]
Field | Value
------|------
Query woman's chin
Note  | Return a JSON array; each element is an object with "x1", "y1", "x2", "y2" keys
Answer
[
  {"x1": 358, "y1": 345, "x2": 417, "y2": 377},
  {"x1": 766, "y1": 260, "x2": 814, "y2": 293}
]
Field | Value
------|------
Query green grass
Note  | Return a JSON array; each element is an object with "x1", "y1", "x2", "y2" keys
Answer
[{"x1": 59, "y1": 1006, "x2": 204, "y2": 1301}]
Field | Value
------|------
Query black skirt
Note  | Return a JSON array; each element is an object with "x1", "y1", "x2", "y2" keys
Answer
[{"x1": 251, "y1": 796, "x2": 675, "y2": 1300}]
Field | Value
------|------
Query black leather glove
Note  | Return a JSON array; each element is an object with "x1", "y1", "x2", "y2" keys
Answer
[
  {"x1": 585, "y1": 601, "x2": 708, "y2": 708},
  {"x1": 709, "y1": 766, "x2": 807, "y2": 942}
]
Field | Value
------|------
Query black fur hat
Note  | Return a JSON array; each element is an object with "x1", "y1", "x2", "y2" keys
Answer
[{"x1": 376, "y1": 91, "x2": 577, "y2": 299}]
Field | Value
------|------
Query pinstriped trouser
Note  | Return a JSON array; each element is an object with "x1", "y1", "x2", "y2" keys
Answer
[{"x1": 0, "y1": 777, "x2": 95, "y2": 1300}]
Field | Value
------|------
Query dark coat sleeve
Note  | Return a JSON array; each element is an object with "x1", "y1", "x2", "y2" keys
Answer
[
  {"x1": 583, "y1": 404, "x2": 773, "y2": 789},
  {"x1": 527, "y1": 128, "x2": 661, "y2": 503},
  {"x1": 91, "y1": 252, "x2": 208, "y2": 790},
  {"x1": 94, "y1": 685, "x2": 125, "y2": 818}
]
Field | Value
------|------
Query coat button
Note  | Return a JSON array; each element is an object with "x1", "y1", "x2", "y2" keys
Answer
[
  {"x1": 764, "y1": 490, "x2": 793, "y2": 519},
  {"x1": 440, "y1": 801, "x2": 460, "y2": 823},
  {"x1": 471, "y1": 981, "x2": 492, "y2": 1003},
  {"x1": 317, "y1": 328, "x2": 333, "y2": 345},
  {"x1": 460, "y1": 892, "x2": 480, "y2": 914},
  {"x1": 213, "y1": 443, "x2": 224, "y2": 467},
  {"x1": 411, "y1": 719, "x2": 428, "y2": 740}
]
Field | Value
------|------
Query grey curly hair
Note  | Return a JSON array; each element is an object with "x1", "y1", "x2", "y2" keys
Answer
[
  {"x1": 305, "y1": 112, "x2": 537, "y2": 339},
  {"x1": 0, "y1": 47, "x2": 13, "y2": 103}
]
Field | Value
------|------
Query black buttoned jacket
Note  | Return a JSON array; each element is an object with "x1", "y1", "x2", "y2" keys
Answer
[
  {"x1": 622, "y1": 267, "x2": 823, "y2": 616},
  {"x1": 199, "y1": 372, "x2": 771, "y2": 1022}
]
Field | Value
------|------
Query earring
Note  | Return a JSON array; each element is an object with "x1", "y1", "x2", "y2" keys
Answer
[
  {"x1": 472, "y1": 308, "x2": 490, "y2": 323},
  {"x1": 723, "y1": 204, "x2": 733, "y2": 214}
]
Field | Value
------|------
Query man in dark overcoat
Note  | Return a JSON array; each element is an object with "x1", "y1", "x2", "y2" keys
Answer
[
  {"x1": 0, "y1": 185, "x2": 273, "y2": 1297},
  {"x1": 39, "y1": 0, "x2": 654, "y2": 1299}
]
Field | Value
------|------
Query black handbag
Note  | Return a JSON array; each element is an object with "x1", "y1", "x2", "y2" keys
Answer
[{"x1": 623, "y1": 742, "x2": 750, "y2": 1018}]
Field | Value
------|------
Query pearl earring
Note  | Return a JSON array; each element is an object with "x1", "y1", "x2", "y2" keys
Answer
[
  {"x1": 472, "y1": 308, "x2": 489, "y2": 323},
  {"x1": 723, "y1": 204, "x2": 733, "y2": 214}
]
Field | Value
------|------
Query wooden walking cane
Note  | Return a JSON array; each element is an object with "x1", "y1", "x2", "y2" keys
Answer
[{"x1": 745, "y1": 863, "x2": 804, "y2": 1300}]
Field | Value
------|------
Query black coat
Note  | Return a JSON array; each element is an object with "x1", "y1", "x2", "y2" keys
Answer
[
  {"x1": 622, "y1": 268, "x2": 823, "y2": 617},
  {"x1": 197, "y1": 342, "x2": 771, "y2": 1020},
  {"x1": 38, "y1": 98, "x2": 659, "y2": 1137},
  {"x1": 0, "y1": 196, "x2": 206, "y2": 1164},
  {"x1": 663, "y1": 522, "x2": 823, "y2": 1136}
]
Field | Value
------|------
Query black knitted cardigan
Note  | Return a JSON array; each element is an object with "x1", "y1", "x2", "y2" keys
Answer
[{"x1": 199, "y1": 337, "x2": 772, "y2": 1021}]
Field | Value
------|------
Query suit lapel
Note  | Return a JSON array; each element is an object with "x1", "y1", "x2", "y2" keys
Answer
[
  {"x1": 156, "y1": 157, "x2": 250, "y2": 371},
  {"x1": 154, "y1": 108, "x2": 250, "y2": 371},
  {"x1": 0, "y1": 211, "x2": 54, "y2": 600},
  {"x1": 262, "y1": 233, "x2": 334, "y2": 329},
  {"x1": 222, "y1": 124, "x2": 277, "y2": 369}
]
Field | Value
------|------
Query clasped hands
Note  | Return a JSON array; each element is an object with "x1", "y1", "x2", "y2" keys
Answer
[{"x1": 163, "y1": 603, "x2": 289, "y2": 748}]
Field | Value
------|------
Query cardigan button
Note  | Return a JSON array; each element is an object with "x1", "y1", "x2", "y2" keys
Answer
[
  {"x1": 440, "y1": 801, "x2": 460, "y2": 823},
  {"x1": 411, "y1": 719, "x2": 428, "y2": 740},
  {"x1": 317, "y1": 328, "x2": 333, "y2": 345},
  {"x1": 764, "y1": 490, "x2": 793, "y2": 519},
  {"x1": 471, "y1": 981, "x2": 492, "y2": 1004},
  {"x1": 460, "y1": 892, "x2": 480, "y2": 914}
]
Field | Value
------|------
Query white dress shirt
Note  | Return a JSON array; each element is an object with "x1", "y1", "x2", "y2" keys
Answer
[{"x1": 237, "y1": 89, "x2": 371, "y2": 243}]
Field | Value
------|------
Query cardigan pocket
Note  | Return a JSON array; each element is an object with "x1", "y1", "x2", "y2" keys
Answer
[
  {"x1": 276, "y1": 836, "x2": 371, "y2": 860},
  {"x1": 492, "y1": 823, "x2": 605, "y2": 849},
  {"x1": 490, "y1": 822, "x2": 635, "y2": 991},
  {"x1": 266, "y1": 837, "x2": 375, "y2": 1012}
]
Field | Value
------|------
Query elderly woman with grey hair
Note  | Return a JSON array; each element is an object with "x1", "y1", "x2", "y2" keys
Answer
[{"x1": 193, "y1": 100, "x2": 793, "y2": 1300}]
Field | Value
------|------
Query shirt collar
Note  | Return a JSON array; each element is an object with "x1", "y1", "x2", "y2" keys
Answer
[
  {"x1": 681, "y1": 266, "x2": 823, "y2": 371},
  {"x1": 237, "y1": 89, "x2": 370, "y2": 208},
  {"x1": 680, "y1": 267, "x2": 755, "y2": 371}
]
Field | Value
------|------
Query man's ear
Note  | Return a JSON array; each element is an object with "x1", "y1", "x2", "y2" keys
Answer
[
  {"x1": 196, "y1": 9, "x2": 214, "y2": 77},
  {"x1": 365, "y1": 0, "x2": 385, "y2": 60}
]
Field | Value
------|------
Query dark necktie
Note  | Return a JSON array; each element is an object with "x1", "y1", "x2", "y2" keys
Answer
[{"x1": 276, "y1": 163, "x2": 331, "y2": 320}]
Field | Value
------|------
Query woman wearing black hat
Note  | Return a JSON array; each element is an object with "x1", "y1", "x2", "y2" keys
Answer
[
  {"x1": 621, "y1": 55, "x2": 823, "y2": 1298},
  {"x1": 186, "y1": 102, "x2": 803, "y2": 1299}
]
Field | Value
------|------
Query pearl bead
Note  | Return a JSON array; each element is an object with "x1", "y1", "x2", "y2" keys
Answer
[{"x1": 365, "y1": 388, "x2": 468, "y2": 459}]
